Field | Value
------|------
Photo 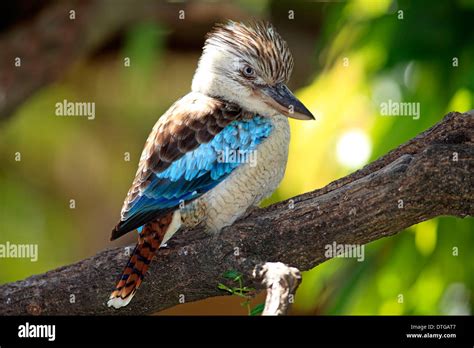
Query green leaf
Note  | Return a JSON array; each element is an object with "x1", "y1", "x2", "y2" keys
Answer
[
  {"x1": 240, "y1": 286, "x2": 255, "y2": 293},
  {"x1": 222, "y1": 270, "x2": 241, "y2": 281},
  {"x1": 250, "y1": 303, "x2": 265, "y2": 316},
  {"x1": 217, "y1": 283, "x2": 233, "y2": 293}
]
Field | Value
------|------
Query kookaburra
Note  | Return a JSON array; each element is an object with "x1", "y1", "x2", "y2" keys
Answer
[{"x1": 108, "y1": 21, "x2": 314, "y2": 308}]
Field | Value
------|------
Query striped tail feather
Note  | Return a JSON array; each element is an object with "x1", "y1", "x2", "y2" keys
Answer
[{"x1": 107, "y1": 213, "x2": 174, "y2": 309}]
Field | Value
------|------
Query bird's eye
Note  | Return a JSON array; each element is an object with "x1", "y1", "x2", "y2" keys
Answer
[{"x1": 242, "y1": 65, "x2": 255, "y2": 78}]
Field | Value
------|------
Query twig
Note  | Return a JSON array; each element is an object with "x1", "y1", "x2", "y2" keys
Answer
[{"x1": 254, "y1": 262, "x2": 302, "y2": 315}]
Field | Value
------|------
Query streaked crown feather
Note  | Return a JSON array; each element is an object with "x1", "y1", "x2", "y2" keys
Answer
[{"x1": 204, "y1": 21, "x2": 294, "y2": 84}]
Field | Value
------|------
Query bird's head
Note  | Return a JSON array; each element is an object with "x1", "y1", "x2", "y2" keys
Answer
[{"x1": 191, "y1": 21, "x2": 314, "y2": 120}]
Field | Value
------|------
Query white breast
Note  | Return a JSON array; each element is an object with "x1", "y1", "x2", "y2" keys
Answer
[{"x1": 181, "y1": 115, "x2": 290, "y2": 233}]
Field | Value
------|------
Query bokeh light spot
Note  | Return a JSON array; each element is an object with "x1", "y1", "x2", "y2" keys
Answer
[{"x1": 336, "y1": 129, "x2": 372, "y2": 169}]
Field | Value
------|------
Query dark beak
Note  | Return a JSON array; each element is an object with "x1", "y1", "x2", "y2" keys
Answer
[{"x1": 261, "y1": 83, "x2": 315, "y2": 120}]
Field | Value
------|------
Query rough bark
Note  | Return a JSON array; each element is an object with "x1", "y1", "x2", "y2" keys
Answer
[{"x1": 0, "y1": 111, "x2": 472, "y2": 315}]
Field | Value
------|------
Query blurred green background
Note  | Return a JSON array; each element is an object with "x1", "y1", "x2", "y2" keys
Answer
[{"x1": 0, "y1": 0, "x2": 472, "y2": 315}]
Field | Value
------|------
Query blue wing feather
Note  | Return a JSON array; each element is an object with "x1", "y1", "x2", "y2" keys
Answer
[{"x1": 124, "y1": 116, "x2": 272, "y2": 224}]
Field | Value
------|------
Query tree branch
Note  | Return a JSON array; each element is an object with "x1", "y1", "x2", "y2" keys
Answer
[
  {"x1": 0, "y1": 111, "x2": 472, "y2": 315},
  {"x1": 253, "y1": 262, "x2": 302, "y2": 315}
]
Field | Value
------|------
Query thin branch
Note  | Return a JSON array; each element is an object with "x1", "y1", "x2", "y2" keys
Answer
[
  {"x1": 253, "y1": 262, "x2": 302, "y2": 315},
  {"x1": 0, "y1": 111, "x2": 472, "y2": 315}
]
